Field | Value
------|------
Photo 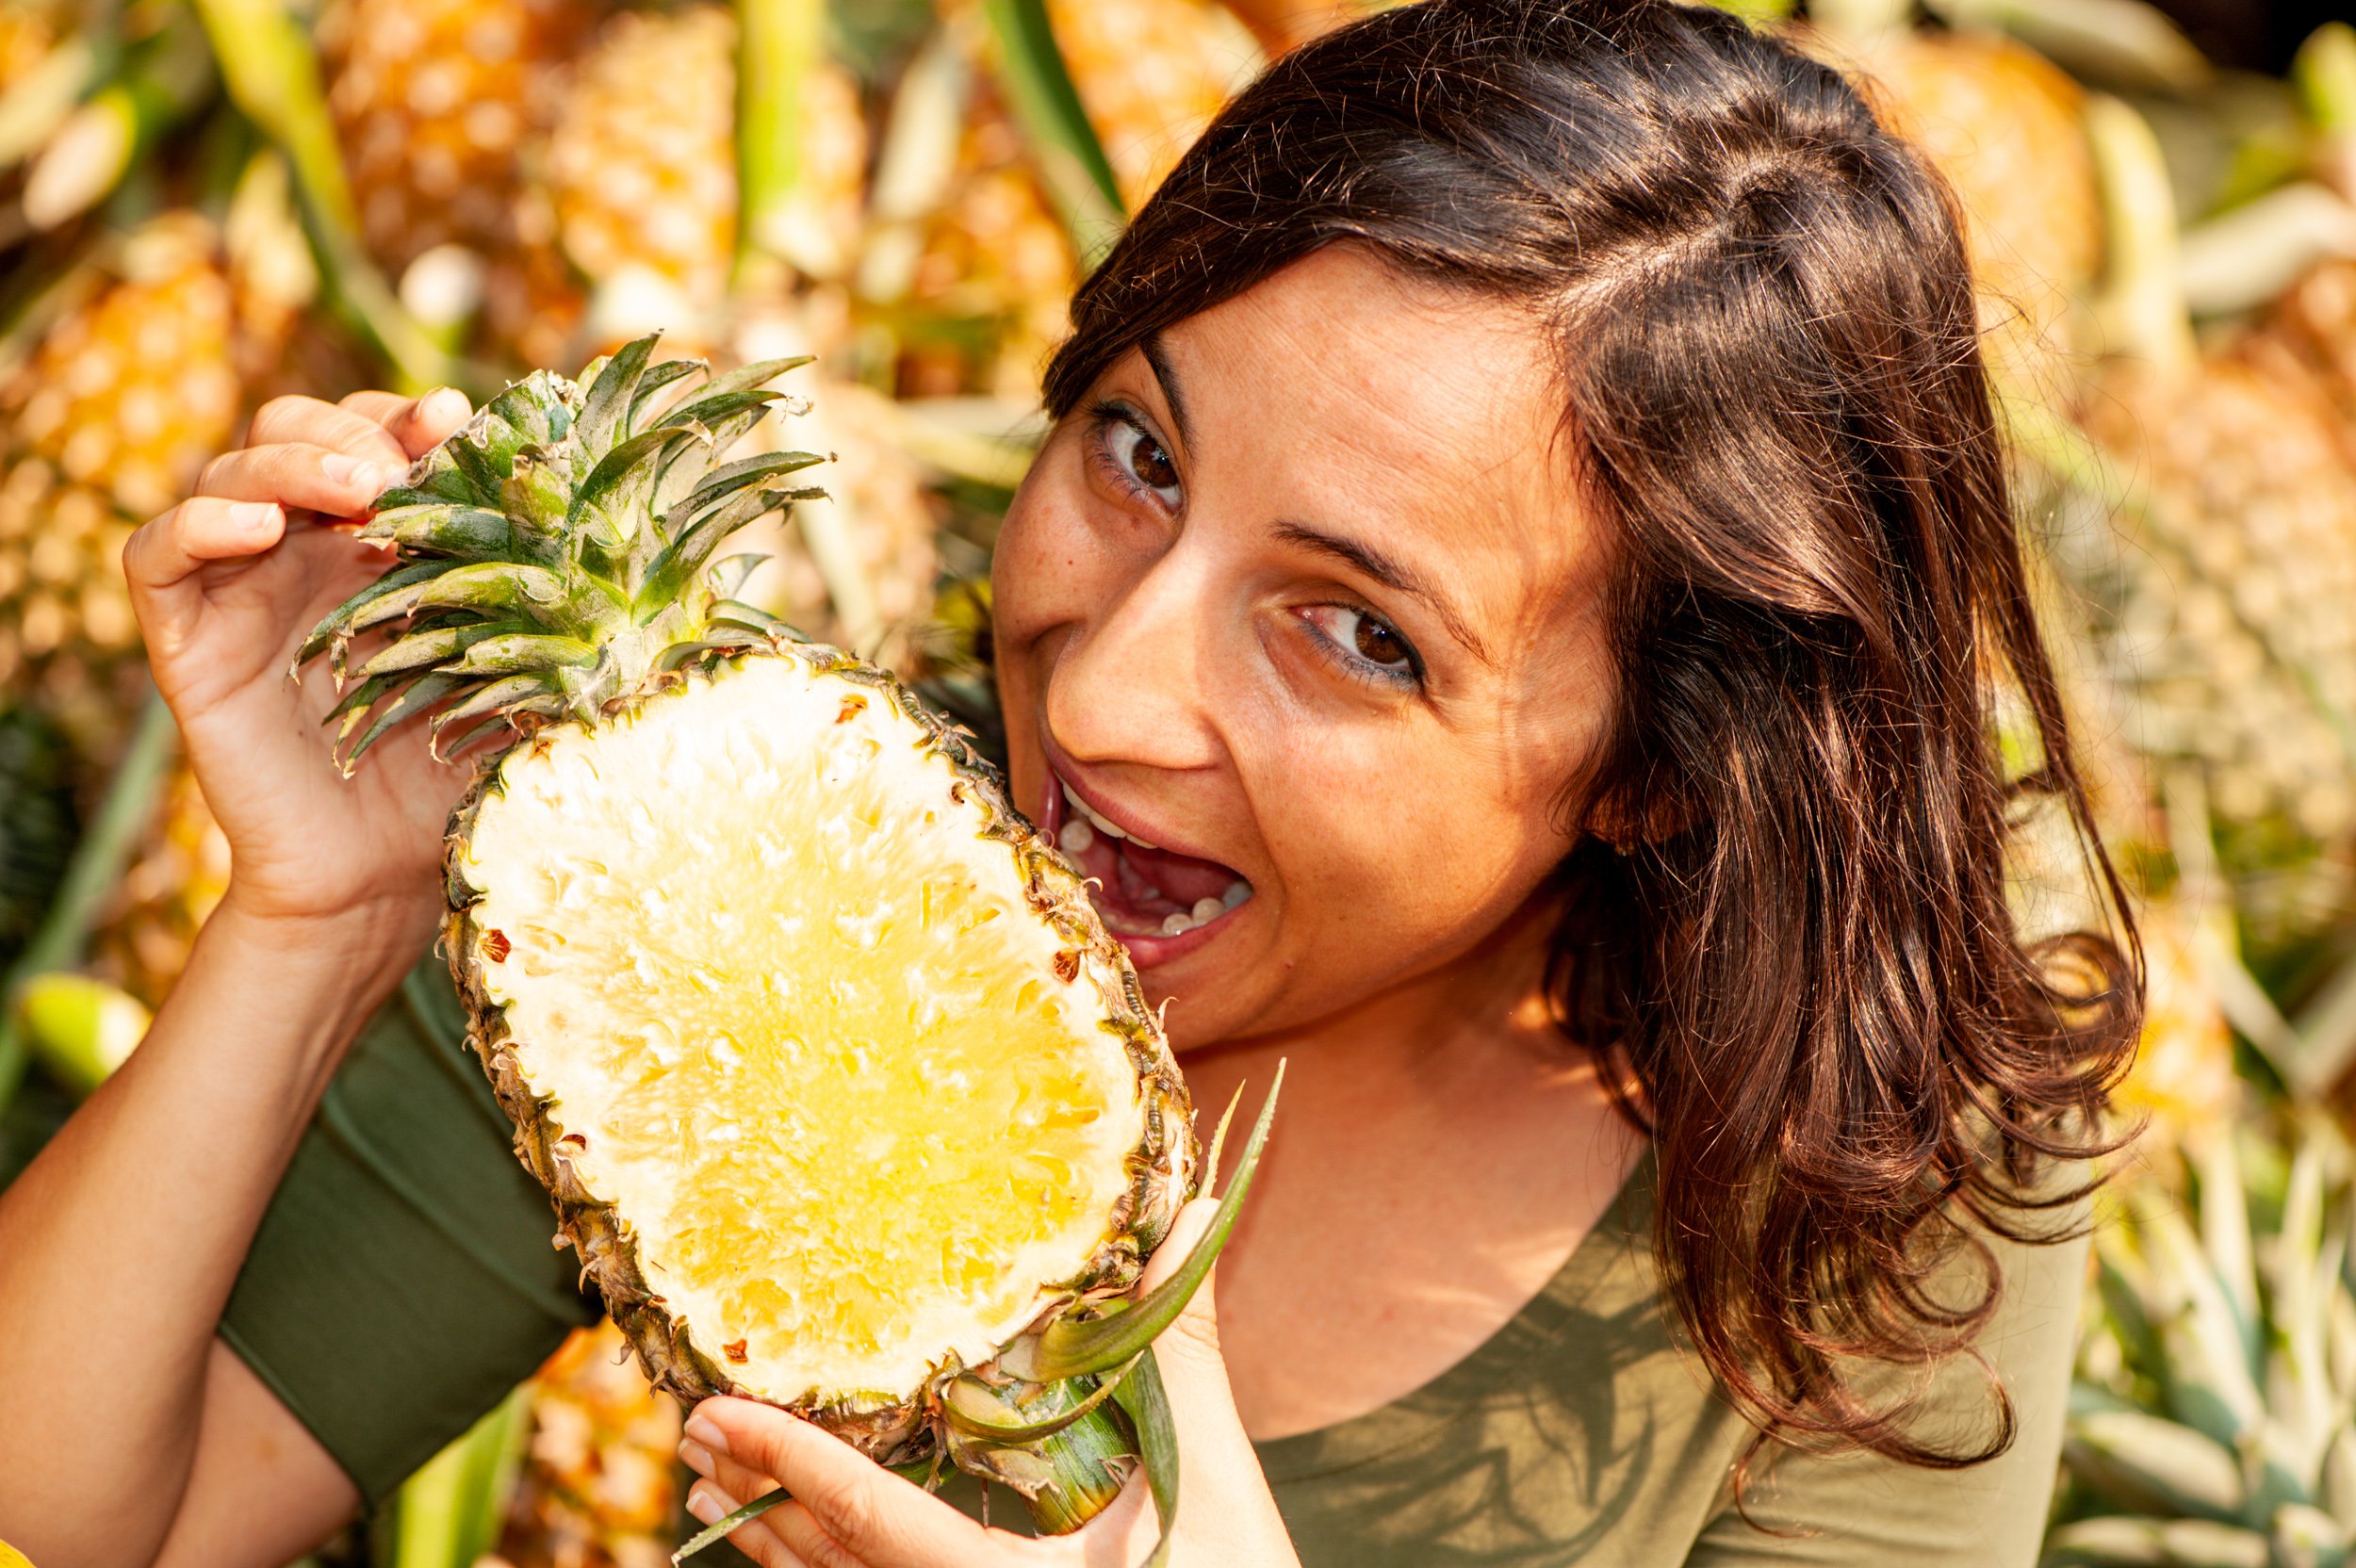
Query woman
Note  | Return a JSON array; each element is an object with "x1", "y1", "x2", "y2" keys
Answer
[{"x1": 0, "y1": 1, "x2": 2135, "y2": 1563}]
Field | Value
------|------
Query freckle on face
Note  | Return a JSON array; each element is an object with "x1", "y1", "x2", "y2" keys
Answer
[{"x1": 992, "y1": 246, "x2": 1615, "y2": 1048}]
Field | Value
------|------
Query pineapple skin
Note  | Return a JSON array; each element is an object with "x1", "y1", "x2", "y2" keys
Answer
[{"x1": 441, "y1": 641, "x2": 1196, "y2": 1463}]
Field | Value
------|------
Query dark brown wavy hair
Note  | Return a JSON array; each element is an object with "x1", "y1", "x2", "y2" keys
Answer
[{"x1": 1039, "y1": 0, "x2": 2138, "y2": 1469}]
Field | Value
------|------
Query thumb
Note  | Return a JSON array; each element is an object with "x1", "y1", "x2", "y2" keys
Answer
[{"x1": 1137, "y1": 1195, "x2": 1226, "y2": 1369}]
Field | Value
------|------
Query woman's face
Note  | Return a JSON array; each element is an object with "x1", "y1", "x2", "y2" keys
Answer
[{"x1": 995, "y1": 247, "x2": 1615, "y2": 1049}]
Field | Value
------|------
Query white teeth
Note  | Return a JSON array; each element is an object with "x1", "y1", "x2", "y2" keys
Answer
[
  {"x1": 1057, "y1": 818, "x2": 1095, "y2": 856},
  {"x1": 1220, "y1": 879, "x2": 1252, "y2": 909},
  {"x1": 1189, "y1": 897, "x2": 1224, "y2": 924},
  {"x1": 1063, "y1": 782, "x2": 1158, "y2": 851},
  {"x1": 1160, "y1": 911, "x2": 1196, "y2": 936}
]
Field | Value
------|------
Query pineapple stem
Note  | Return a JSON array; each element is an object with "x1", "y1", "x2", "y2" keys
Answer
[
  {"x1": 2084, "y1": 94, "x2": 2197, "y2": 374},
  {"x1": 1022, "y1": 1396, "x2": 1145, "y2": 1538},
  {"x1": 976, "y1": 0, "x2": 1125, "y2": 263},
  {"x1": 735, "y1": 0, "x2": 826, "y2": 280},
  {"x1": 0, "y1": 692, "x2": 177, "y2": 1115},
  {"x1": 188, "y1": 0, "x2": 454, "y2": 392},
  {"x1": 2297, "y1": 23, "x2": 2356, "y2": 199}
]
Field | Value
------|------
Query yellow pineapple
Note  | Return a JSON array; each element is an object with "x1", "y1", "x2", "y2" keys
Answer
[
  {"x1": 547, "y1": 6, "x2": 736, "y2": 310},
  {"x1": 2264, "y1": 257, "x2": 2356, "y2": 437},
  {"x1": 534, "y1": 6, "x2": 869, "y2": 351},
  {"x1": 0, "y1": 458, "x2": 141, "y2": 764},
  {"x1": 497, "y1": 1321, "x2": 682, "y2": 1568},
  {"x1": 4, "y1": 213, "x2": 244, "y2": 519},
  {"x1": 321, "y1": 0, "x2": 592, "y2": 276},
  {"x1": 1048, "y1": 0, "x2": 1261, "y2": 210},
  {"x1": 0, "y1": 210, "x2": 285, "y2": 762}
]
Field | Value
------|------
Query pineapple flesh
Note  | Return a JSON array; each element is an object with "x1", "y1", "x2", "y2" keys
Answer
[{"x1": 301, "y1": 338, "x2": 1194, "y2": 1481}]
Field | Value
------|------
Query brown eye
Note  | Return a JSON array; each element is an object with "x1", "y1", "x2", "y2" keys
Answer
[
  {"x1": 1354, "y1": 612, "x2": 1411, "y2": 667},
  {"x1": 1127, "y1": 429, "x2": 1180, "y2": 494}
]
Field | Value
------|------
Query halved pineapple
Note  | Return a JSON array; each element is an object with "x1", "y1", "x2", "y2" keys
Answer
[
  {"x1": 455, "y1": 650, "x2": 1179, "y2": 1422},
  {"x1": 302, "y1": 340, "x2": 1214, "y2": 1529}
]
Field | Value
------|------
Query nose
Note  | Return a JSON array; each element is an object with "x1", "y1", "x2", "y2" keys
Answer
[{"x1": 1043, "y1": 540, "x2": 1224, "y2": 775}]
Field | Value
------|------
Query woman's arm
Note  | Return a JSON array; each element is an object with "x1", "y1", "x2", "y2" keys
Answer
[
  {"x1": 0, "y1": 390, "x2": 475, "y2": 1565},
  {"x1": 0, "y1": 907, "x2": 407, "y2": 1563}
]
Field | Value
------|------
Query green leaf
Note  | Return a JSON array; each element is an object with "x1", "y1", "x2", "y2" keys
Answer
[
  {"x1": 669, "y1": 450, "x2": 828, "y2": 531},
  {"x1": 1014, "y1": 1066, "x2": 1282, "y2": 1383},
  {"x1": 638, "y1": 484, "x2": 810, "y2": 617},
  {"x1": 340, "y1": 674, "x2": 461, "y2": 771},
  {"x1": 453, "y1": 634, "x2": 601, "y2": 677},
  {"x1": 1109, "y1": 1348, "x2": 1179, "y2": 1568},
  {"x1": 576, "y1": 334, "x2": 663, "y2": 459},
  {"x1": 569, "y1": 426, "x2": 688, "y2": 537},
  {"x1": 2063, "y1": 1406, "x2": 2244, "y2": 1521},
  {"x1": 671, "y1": 1486, "x2": 790, "y2": 1564},
  {"x1": 293, "y1": 561, "x2": 458, "y2": 675},
  {"x1": 708, "y1": 554, "x2": 770, "y2": 599},
  {"x1": 346, "y1": 563, "x2": 579, "y2": 638},
  {"x1": 654, "y1": 388, "x2": 785, "y2": 440},
  {"x1": 628, "y1": 357, "x2": 706, "y2": 428},
  {"x1": 977, "y1": 0, "x2": 1123, "y2": 259},
  {"x1": 428, "y1": 675, "x2": 561, "y2": 751},
  {"x1": 654, "y1": 630, "x2": 769, "y2": 671},
  {"x1": 356, "y1": 503, "x2": 512, "y2": 556},
  {"x1": 2040, "y1": 1514, "x2": 2269, "y2": 1567},
  {"x1": 941, "y1": 1356, "x2": 1142, "y2": 1444},
  {"x1": 353, "y1": 621, "x2": 515, "y2": 679}
]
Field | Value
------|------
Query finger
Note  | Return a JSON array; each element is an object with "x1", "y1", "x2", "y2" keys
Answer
[
  {"x1": 244, "y1": 395, "x2": 413, "y2": 468},
  {"x1": 685, "y1": 1480, "x2": 812, "y2": 1568},
  {"x1": 687, "y1": 1400, "x2": 994, "y2": 1568},
  {"x1": 1138, "y1": 1197, "x2": 1219, "y2": 1297},
  {"x1": 123, "y1": 498, "x2": 288, "y2": 593},
  {"x1": 680, "y1": 1436, "x2": 795, "y2": 1527},
  {"x1": 342, "y1": 385, "x2": 472, "y2": 458},
  {"x1": 193, "y1": 444, "x2": 402, "y2": 517}
]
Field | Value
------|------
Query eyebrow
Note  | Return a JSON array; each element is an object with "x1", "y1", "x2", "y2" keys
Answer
[
  {"x1": 1140, "y1": 332, "x2": 1196, "y2": 453},
  {"x1": 1271, "y1": 520, "x2": 1494, "y2": 665}
]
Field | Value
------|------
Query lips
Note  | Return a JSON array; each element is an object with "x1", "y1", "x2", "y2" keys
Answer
[{"x1": 1040, "y1": 772, "x2": 1252, "y2": 963}]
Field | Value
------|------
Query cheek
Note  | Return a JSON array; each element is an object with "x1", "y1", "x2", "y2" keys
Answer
[
  {"x1": 991, "y1": 468, "x2": 1121, "y2": 653},
  {"x1": 1262, "y1": 727, "x2": 1572, "y2": 951}
]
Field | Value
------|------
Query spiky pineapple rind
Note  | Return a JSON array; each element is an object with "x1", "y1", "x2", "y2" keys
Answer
[{"x1": 443, "y1": 636, "x2": 1195, "y2": 1463}]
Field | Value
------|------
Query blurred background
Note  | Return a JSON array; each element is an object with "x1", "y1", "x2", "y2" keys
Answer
[{"x1": 6, "y1": 0, "x2": 2356, "y2": 1562}]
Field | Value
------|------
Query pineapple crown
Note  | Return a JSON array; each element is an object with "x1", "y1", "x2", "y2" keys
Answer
[{"x1": 295, "y1": 335, "x2": 826, "y2": 770}]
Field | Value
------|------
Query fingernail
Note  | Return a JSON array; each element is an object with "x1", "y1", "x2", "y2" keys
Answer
[
  {"x1": 684, "y1": 1413, "x2": 730, "y2": 1456},
  {"x1": 229, "y1": 501, "x2": 280, "y2": 530},
  {"x1": 322, "y1": 454, "x2": 389, "y2": 491},
  {"x1": 421, "y1": 385, "x2": 468, "y2": 418},
  {"x1": 679, "y1": 1437, "x2": 713, "y2": 1475},
  {"x1": 688, "y1": 1482, "x2": 738, "y2": 1526}
]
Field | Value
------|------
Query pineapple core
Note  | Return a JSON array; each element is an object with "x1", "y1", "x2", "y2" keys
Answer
[{"x1": 460, "y1": 657, "x2": 1147, "y2": 1402}]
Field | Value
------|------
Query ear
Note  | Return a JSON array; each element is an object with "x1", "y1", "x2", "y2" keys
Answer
[{"x1": 1582, "y1": 782, "x2": 1693, "y2": 854}]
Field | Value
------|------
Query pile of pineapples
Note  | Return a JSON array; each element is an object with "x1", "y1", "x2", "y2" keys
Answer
[{"x1": 15, "y1": 0, "x2": 2356, "y2": 1562}]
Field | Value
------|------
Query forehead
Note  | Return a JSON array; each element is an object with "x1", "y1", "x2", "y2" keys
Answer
[{"x1": 1155, "y1": 246, "x2": 1601, "y2": 625}]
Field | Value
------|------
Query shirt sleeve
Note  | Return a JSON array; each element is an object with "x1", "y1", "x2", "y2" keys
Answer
[
  {"x1": 217, "y1": 956, "x2": 598, "y2": 1506},
  {"x1": 1684, "y1": 1212, "x2": 2088, "y2": 1568}
]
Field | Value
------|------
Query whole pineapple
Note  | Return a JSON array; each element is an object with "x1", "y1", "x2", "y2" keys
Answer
[
  {"x1": 0, "y1": 214, "x2": 262, "y2": 762},
  {"x1": 2057, "y1": 99, "x2": 2356, "y2": 888},
  {"x1": 302, "y1": 339, "x2": 1234, "y2": 1534},
  {"x1": 321, "y1": 0, "x2": 592, "y2": 277},
  {"x1": 3, "y1": 213, "x2": 244, "y2": 520}
]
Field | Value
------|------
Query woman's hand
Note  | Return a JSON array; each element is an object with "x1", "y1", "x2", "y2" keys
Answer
[
  {"x1": 679, "y1": 1200, "x2": 1300, "y2": 1568},
  {"x1": 125, "y1": 388, "x2": 475, "y2": 961}
]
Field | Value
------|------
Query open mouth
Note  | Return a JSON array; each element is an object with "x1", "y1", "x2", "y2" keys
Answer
[{"x1": 1040, "y1": 773, "x2": 1252, "y2": 960}]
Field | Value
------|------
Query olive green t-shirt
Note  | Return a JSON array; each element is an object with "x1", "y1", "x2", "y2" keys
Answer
[{"x1": 221, "y1": 960, "x2": 2085, "y2": 1565}]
